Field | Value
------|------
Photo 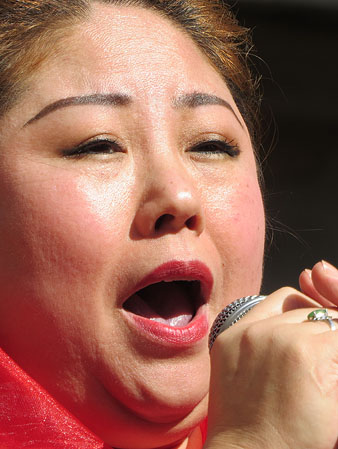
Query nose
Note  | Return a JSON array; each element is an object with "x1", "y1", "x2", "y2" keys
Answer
[{"x1": 132, "y1": 163, "x2": 205, "y2": 238}]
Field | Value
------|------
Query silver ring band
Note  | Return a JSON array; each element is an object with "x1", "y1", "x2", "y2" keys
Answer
[
  {"x1": 307, "y1": 308, "x2": 337, "y2": 331},
  {"x1": 327, "y1": 318, "x2": 337, "y2": 331}
]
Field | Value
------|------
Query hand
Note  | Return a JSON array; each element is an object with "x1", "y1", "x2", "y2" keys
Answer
[
  {"x1": 205, "y1": 283, "x2": 338, "y2": 449},
  {"x1": 299, "y1": 260, "x2": 338, "y2": 307}
]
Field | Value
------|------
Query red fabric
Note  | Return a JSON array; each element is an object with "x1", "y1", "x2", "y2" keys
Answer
[
  {"x1": 0, "y1": 347, "x2": 110, "y2": 448},
  {"x1": 200, "y1": 418, "x2": 208, "y2": 444},
  {"x1": 0, "y1": 347, "x2": 207, "y2": 448}
]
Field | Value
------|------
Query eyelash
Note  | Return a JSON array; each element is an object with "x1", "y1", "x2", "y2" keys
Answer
[
  {"x1": 62, "y1": 138, "x2": 240, "y2": 159},
  {"x1": 189, "y1": 139, "x2": 240, "y2": 158},
  {"x1": 62, "y1": 139, "x2": 122, "y2": 158}
]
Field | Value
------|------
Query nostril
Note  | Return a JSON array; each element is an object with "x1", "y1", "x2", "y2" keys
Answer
[
  {"x1": 154, "y1": 213, "x2": 200, "y2": 233},
  {"x1": 185, "y1": 216, "x2": 197, "y2": 230},
  {"x1": 155, "y1": 214, "x2": 174, "y2": 231}
]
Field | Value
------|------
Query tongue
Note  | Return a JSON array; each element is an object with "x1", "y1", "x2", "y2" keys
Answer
[{"x1": 124, "y1": 281, "x2": 194, "y2": 327}]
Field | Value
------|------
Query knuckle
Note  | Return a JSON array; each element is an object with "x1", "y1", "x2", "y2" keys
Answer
[
  {"x1": 268, "y1": 324, "x2": 288, "y2": 346},
  {"x1": 240, "y1": 321, "x2": 266, "y2": 350},
  {"x1": 241, "y1": 322, "x2": 311, "y2": 365},
  {"x1": 275, "y1": 286, "x2": 300, "y2": 297},
  {"x1": 279, "y1": 332, "x2": 310, "y2": 365}
]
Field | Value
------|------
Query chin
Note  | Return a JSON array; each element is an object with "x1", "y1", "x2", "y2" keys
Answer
[
  {"x1": 72, "y1": 366, "x2": 209, "y2": 449},
  {"x1": 103, "y1": 395, "x2": 208, "y2": 449}
]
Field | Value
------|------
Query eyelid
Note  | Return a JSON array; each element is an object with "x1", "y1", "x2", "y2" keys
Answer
[
  {"x1": 189, "y1": 137, "x2": 240, "y2": 156},
  {"x1": 62, "y1": 136, "x2": 123, "y2": 157}
]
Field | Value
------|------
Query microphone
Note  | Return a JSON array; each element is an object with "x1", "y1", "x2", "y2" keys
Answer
[{"x1": 208, "y1": 295, "x2": 266, "y2": 350}]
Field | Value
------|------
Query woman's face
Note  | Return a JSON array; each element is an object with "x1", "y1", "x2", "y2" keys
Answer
[{"x1": 0, "y1": 4, "x2": 265, "y2": 448}]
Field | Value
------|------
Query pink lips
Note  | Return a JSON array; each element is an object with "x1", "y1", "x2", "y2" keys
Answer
[{"x1": 122, "y1": 260, "x2": 213, "y2": 346}]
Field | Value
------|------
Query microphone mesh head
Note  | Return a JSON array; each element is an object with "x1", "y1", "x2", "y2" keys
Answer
[{"x1": 208, "y1": 295, "x2": 266, "y2": 351}]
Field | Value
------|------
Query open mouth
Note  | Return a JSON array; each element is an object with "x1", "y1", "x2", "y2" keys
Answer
[{"x1": 123, "y1": 280, "x2": 203, "y2": 328}]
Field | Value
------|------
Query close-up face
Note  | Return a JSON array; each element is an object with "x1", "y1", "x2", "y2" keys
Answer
[{"x1": 0, "y1": 3, "x2": 265, "y2": 448}]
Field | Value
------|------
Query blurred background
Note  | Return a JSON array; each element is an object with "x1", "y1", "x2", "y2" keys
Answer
[{"x1": 228, "y1": 0, "x2": 338, "y2": 294}]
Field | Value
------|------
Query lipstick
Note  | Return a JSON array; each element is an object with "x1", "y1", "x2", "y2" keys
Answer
[{"x1": 122, "y1": 260, "x2": 213, "y2": 346}]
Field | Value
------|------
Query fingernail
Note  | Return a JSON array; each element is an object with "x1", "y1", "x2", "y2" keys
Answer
[
  {"x1": 305, "y1": 269, "x2": 312, "y2": 279},
  {"x1": 321, "y1": 260, "x2": 338, "y2": 278}
]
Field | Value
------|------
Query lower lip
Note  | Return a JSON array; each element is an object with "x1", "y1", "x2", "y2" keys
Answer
[{"x1": 123, "y1": 306, "x2": 209, "y2": 347}]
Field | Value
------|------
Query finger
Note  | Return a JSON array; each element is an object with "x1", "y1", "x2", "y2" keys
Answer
[
  {"x1": 311, "y1": 261, "x2": 338, "y2": 305},
  {"x1": 210, "y1": 288, "x2": 338, "y2": 353},
  {"x1": 212, "y1": 306, "x2": 338, "y2": 355},
  {"x1": 240, "y1": 305, "x2": 338, "y2": 333},
  {"x1": 211, "y1": 304, "x2": 338, "y2": 372},
  {"x1": 237, "y1": 287, "x2": 322, "y2": 326},
  {"x1": 274, "y1": 307, "x2": 338, "y2": 332},
  {"x1": 299, "y1": 268, "x2": 335, "y2": 307}
]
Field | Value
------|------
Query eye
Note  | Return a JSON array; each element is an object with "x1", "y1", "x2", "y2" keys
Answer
[
  {"x1": 62, "y1": 138, "x2": 124, "y2": 159},
  {"x1": 189, "y1": 139, "x2": 240, "y2": 159}
]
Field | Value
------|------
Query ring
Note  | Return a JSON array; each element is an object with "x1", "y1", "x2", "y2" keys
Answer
[
  {"x1": 307, "y1": 308, "x2": 337, "y2": 331},
  {"x1": 208, "y1": 295, "x2": 266, "y2": 351}
]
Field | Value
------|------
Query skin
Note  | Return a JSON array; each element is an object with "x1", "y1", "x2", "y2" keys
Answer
[
  {"x1": 299, "y1": 260, "x2": 338, "y2": 307},
  {"x1": 206, "y1": 276, "x2": 338, "y2": 449},
  {"x1": 0, "y1": 4, "x2": 336, "y2": 449},
  {"x1": 0, "y1": 4, "x2": 265, "y2": 448}
]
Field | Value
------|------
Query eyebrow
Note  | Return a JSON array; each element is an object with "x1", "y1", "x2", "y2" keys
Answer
[
  {"x1": 173, "y1": 92, "x2": 243, "y2": 128},
  {"x1": 24, "y1": 93, "x2": 132, "y2": 126},
  {"x1": 24, "y1": 91, "x2": 243, "y2": 128}
]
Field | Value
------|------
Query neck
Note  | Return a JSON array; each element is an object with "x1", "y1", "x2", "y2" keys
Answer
[{"x1": 163, "y1": 427, "x2": 203, "y2": 449}]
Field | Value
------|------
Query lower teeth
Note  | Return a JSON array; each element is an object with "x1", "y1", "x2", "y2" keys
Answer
[{"x1": 150, "y1": 314, "x2": 192, "y2": 327}]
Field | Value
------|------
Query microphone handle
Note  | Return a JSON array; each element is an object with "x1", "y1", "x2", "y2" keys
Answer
[{"x1": 208, "y1": 295, "x2": 266, "y2": 351}]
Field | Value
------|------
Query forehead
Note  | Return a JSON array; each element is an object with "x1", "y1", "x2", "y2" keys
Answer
[{"x1": 26, "y1": 3, "x2": 234, "y2": 109}]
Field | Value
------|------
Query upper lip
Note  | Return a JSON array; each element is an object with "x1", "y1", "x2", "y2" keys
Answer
[{"x1": 122, "y1": 259, "x2": 213, "y2": 306}]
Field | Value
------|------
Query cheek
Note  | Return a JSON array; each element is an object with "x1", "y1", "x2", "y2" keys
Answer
[
  {"x1": 205, "y1": 175, "x2": 265, "y2": 295},
  {"x1": 0, "y1": 164, "x2": 134, "y2": 379},
  {"x1": 0, "y1": 166, "x2": 131, "y2": 295},
  {"x1": 231, "y1": 182, "x2": 265, "y2": 258}
]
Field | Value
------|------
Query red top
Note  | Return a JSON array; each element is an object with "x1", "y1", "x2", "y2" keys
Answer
[{"x1": 0, "y1": 347, "x2": 207, "y2": 448}]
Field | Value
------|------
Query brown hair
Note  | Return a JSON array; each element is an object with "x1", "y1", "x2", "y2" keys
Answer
[{"x1": 0, "y1": 0, "x2": 261, "y2": 148}]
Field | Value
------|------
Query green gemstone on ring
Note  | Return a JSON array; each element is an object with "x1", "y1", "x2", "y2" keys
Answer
[{"x1": 307, "y1": 309, "x2": 328, "y2": 321}]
